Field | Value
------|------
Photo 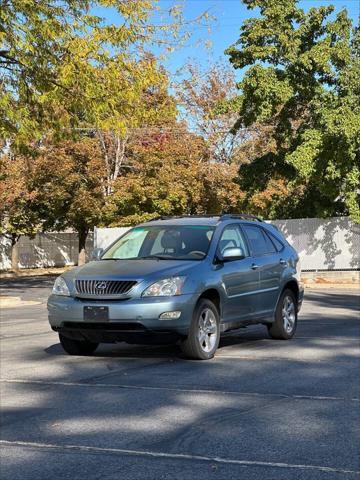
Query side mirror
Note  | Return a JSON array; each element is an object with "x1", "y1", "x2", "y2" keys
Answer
[
  {"x1": 91, "y1": 247, "x2": 103, "y2": 261},
  {"x1": 222, "y1": 247, "x2": 245, "y2": 262}
]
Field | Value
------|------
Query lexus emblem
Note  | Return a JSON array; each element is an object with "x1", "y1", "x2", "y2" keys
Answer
[{"x1": 95, "y1": 281, "x2": 107, "y2": 290}]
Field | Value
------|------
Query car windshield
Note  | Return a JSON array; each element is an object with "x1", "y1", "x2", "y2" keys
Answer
[{"x1": 102, "y1": 225, "x2": 215, "y2": 261}]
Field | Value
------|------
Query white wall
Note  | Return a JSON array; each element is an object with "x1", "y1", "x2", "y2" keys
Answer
[
  {"x1": 0, "y1": 232, "x2": 94, "y2": 270},
  {"x1": 269, "y1": 217, "x2": 359, "y2": 271}
]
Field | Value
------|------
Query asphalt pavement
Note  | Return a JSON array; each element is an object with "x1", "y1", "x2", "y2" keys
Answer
[{"x1": 0, "y1": 276, "x2": 359, "y2": 480}]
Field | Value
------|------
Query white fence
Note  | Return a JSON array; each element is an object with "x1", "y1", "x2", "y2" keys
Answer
[
  {"x1": 94, "y1": 217, "x2": 359, "y2": 271},
  {"x1": 1, "y1": 217, "x2": 358, "y2": 271},
  {"x1": 0, "y1": 232, "x2": 93, "y2": 270},
  {"x1": 270, "y1": 217, "x2": 359, "y2": 270}
]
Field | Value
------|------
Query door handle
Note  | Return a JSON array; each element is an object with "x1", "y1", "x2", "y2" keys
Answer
[
  {"x1": 279, "y1": 259, "x2": 287, "y2": 265},
  {"x1": 251, "y1": 263, "x2": 259, "y2": 270}
]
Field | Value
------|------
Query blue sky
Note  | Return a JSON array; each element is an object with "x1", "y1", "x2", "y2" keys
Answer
[
  {"x1": 94, "y1": 0, "x2": 359, "y2": 81},
  {"x1": 159, "y1": 0, "x2": 359, "y2": 76}
]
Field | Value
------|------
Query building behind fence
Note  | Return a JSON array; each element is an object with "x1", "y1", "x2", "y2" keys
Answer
[{"x1": 0, "y1": 217, "x2": 359, "y2": 271}]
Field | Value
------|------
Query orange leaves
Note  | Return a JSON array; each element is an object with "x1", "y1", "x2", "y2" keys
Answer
[{"x1": 108, "y1": 128, "x2": 245, "y2": 225}]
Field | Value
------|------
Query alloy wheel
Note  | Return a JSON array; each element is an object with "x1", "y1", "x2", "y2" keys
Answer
[
  {"x1": 197, "y1": 308, "x2": 218, "y2": 353},
  {"x1": 282, "y1": 295, "x2": 296, "y2": 333}
]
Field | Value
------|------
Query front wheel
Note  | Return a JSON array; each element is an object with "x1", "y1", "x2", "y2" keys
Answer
[
  {"x1": 181, "y1": 299, "x2": 220, "y2": 360},
  {"x1": 59, "y1": 333, "x2": 99, "y2": 355},
  {"x1": 267, "y1": 289, "x2": 297, "y2": 340}
]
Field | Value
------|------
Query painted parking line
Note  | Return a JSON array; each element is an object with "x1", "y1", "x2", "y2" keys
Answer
[
  {"x1": 1, "y1": 378, "x2": 359, "y2": 402},
  {"x1": 215, "y1": 354, "x2": 358, "y2": 363},
  {"x1": 0, "y1": 439, "x2": 358, "y2": 476}
]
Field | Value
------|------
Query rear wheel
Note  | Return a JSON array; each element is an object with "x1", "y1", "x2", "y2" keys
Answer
[
  {"x1": 181, "y1": 299, "x2": 220, "y2": 360},
  {"x1": 267, "y1": 289, "x2": 297, "y2": 340},
  {"x1": 59, "y1": 333, "x2": 99, "y2": 355}
]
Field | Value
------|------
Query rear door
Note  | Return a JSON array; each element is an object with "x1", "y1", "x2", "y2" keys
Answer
[
  {"x1": 241, "y1": 224, "x2": 285, "y2": 317},
  {"x1": 217, "y1": 224, "x2": 259, "y2": 323}
]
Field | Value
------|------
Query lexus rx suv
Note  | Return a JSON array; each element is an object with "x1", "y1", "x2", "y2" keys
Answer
[{"x1": 48, "y1": 214, "x2": 303, "y2": 360}]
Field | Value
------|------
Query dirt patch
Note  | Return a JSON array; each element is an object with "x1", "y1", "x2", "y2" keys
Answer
[
  {"x1": 0, "y1": 296, "x2": 43, "y2": 308},
  {"x1": 0, "y1": 267, "x2": 72, "y2": 279}
]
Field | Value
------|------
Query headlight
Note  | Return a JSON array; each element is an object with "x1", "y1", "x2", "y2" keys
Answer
[
  {"x1": 52, "y1": 276, "x2": 70, "y2": 296},
  {"x1": 142, "y1": 277, "x2": 186, "y2": 297}
]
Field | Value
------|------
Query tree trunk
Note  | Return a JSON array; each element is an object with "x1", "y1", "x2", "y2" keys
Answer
[
  {"x1": 10, "y1": 234, "x2": 20, "y2": 272},
  {"x1": 78, "y1": 228, "x2": 88, "y2": 266},
  {"x1": 96, "y1": 129, "x2": 129, "y2": 196}
]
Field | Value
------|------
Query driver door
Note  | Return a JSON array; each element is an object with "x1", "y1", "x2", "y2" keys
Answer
[{"x1": 217, "y1": 224, "x2": 259, "y2": 323}]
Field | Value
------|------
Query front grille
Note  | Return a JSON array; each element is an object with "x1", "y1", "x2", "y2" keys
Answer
[{"x1": 75, "y1": 280, "x2": 137, "y2": 296}]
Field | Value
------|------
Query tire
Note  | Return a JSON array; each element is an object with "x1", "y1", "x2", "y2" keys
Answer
[
  {"x1": 181, "y1": 299, "x2": 220, "y2": 360},
  {"x1": 267, "y1": 289, "x2": 297, "y2": 340},
  {"x1": 59, "y1": 333, "x2": 99, "y2": 356}
]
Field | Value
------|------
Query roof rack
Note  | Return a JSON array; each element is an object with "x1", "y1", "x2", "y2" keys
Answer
[
  {"x1": 147, "y1": 214, "x2": 220, "y2": 222},
  {"x1": 220, "y1": 214, "x2": 263, "y2": 222},
  {"x1": 147, "y1": 214, "x2": 262, "y2": 222}
]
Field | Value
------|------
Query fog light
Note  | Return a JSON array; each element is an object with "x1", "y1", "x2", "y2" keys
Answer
[{"x1": 159, "y1": 311, "x2": 181, "y2": 320}]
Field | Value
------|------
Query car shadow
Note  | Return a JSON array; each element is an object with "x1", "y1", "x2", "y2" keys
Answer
[{"x1": 44, "y1": 324, "x2": 270, "y2": 360}]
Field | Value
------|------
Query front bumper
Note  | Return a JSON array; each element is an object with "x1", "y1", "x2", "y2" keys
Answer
[{"x1": 48, "y1": 293, "x2": 198, "y2": 342}]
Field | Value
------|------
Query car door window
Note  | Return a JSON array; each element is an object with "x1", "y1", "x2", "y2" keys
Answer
[
  {"x1": 266, "y1": 231, "x2": 284, "y2": 252},
  {"x1": 218, "y1": 225, "x2": 248, "y2": 256},
  {"x1": 242, "y1": 225, "x2": 276, "y2": 256}
]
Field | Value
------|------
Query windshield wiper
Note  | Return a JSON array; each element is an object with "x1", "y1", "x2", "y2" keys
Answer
[
  {"x1": 101, "y1": 255, "x2": 174, "y2": 261},
  {"x1": 137, "y1": 255, "x2": 173, "y2": 260}
]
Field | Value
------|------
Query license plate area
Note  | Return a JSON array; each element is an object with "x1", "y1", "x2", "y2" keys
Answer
[{"x1": 84, "y1": 306, "x2": 109, "y2": 321}]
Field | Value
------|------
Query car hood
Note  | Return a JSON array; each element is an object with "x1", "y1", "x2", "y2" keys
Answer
[{"x1": 64, "y1": 259, "x2": 200, "y2": 282}]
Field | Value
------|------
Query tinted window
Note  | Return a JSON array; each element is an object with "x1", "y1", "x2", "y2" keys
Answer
[
  {"x1": 218, "y1": 225, "x2": 248, "y2": 256},
  {"x1": 267, "y1": 231, "x2": 284, "y2": 252},
  {"x1": 262, "y1": 230, "x2": 277, "y2": 253},
  {"x1": 242, "y1": 225, "x2": 276, "y2": 256}
]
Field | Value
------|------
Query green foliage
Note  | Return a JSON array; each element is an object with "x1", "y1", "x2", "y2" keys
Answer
[
  {"x1": 0, "y1": 0, "x2": 207, "y2": 258},
  {"x1": 0, "y1": 0, "x2": 195, "y2": 144},
  {"x1": 1, "y1": 0, "x2": 89, "y2": 142},
  {"x1": 227, "y1": 0, "x2": 360, "y2": 221}
]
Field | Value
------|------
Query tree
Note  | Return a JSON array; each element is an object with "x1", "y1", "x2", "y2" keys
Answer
[
  {"x1": 0, "y1": 0, "x2": 207, "y2": 143},
  {"x1": 1, "y1": 0, "x2": 91, "y2": 142},
  {"x1": 177, "y1": 61, "x2": 245, "y2": 164},
  {"x1": 0, "y1": 138, "x2": 105, "y2": 267},
  {"x1": 93, "y1": 56, "x2": 177, "y2": 196},
  {"x1": 226, "y1": 0, "x2": 360, "y2": 221},
  {"x1": 1, "y1": 1, "x2": 208, "y2": 267},
  {"x1": 107, "y1": 127, "x2": 244, "y2": 225},
  {"x1": 0, "y1": 154, "x2": 43, "y2": 270},
  {"x1": 31, "y1": 139, "x2": 105, "y2": 265}
]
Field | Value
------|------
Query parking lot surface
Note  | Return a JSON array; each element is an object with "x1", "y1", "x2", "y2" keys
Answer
[{"x1": 0, "y1": 276, "x2": 359, "y2": 480}]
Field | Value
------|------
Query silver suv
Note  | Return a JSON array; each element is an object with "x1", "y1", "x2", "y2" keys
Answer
[{"x1": 48, "y1": 214, "x2": 303, "y2": 360}]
